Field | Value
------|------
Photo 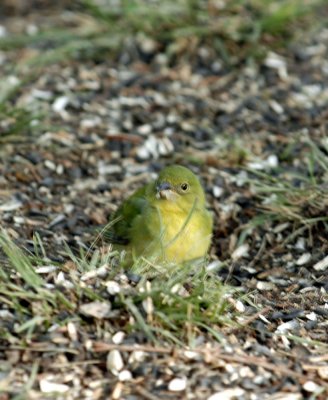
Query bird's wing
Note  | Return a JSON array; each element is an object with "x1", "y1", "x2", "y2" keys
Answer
[{"x1": 102, "y1": 185, "x2": 149, "y2": 245}]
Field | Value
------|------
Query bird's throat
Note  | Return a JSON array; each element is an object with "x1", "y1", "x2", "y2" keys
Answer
[{"x1": 156, "y1": 189, "x2": 179, "y2": 201}]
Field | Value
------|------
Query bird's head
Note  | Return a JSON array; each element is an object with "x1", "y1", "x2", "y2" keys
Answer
[{"x1": 154, "y1": 165, "x2": 206, "y2": 207}]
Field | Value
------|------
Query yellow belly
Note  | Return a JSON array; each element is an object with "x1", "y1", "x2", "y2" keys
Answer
[
  {"x1": 162, "y1": 211, "x2": 211, "y2": 263},
  {"x1": 131, "y1": 202, "x2": 212, "y2": 264}
]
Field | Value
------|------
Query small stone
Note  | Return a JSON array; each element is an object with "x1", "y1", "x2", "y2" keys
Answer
[
  {"x1": 207, "y1": 388, "x2": 245, "y2": 400},
  {"x1": 138, "y1": 124, "x2": 152, "y2": 135},
  {"x1": 13, "y1": 216, "x2": 25, "y2": 224},
  {"x1": 118, "y1": 370, "x2": 132, "y2": 381},
  {"x1": 32, "y1": 89, "x2": 52, "y2": 100},
  {"x1": 128, "y1": 350, "x2": 146, "y2": 364},
  {"x1": 35, "y1": 265, "x2": 58, "y2": 274},
  {"x1": 206, "y1": 260, "x2": 223, "y2": 272},
  {"x1": 168, "y1": 377, "x2": 187, "y2": 392},
  {"x1": 81, "y1": 264, "x2": 108, "y2": 281},
  {"x1": 158, "y1": 137, "x2": 174, "y2": 156},
  {"x1": 269, "y1": 100, "x2": 284, "y2": 114},
  {"x1": 106, "y1": 280, "x2": 121, "y2": 295},
  {"x1": 313, "y1": 255, "x2": 328, "y2": 271},
  {"x1": 40, "y1": 379, "x2": 70, "y2": 394},
  {"x1": 213, "y1": 186, "x2": 224, "y2": 198},
  {"x1": 264, "y1": 51, "x2": 288, "y2": 79},
  {"x1": 112, "y1": 331, "x2": 125, "y2": 345},
  {"x1": 235, "y1": 300, "x2": 245, "y2": 313},
  {"x1": 98, "y1": 163, "x2": 122, "y2": 175},
  {"x1": 305, "y1": 312, "x2": 317, "y2": 321},
  {"x1": 231, "y1": 244, "x2": 249, "y2": 260},
  {"x1": 276, "y1": 320, "x2": 300, "y2": 334},
  {"x1": 295, "y1": 237, "x2": 306, "y2": 250},
  {"x1": 142, "y1": 297, "x2": 154, "y2": 315},
  {"x1": 107, "y1": 350, "x2": 124, "y2": 375},
  {"x1": 256, "y1": 281, "x2": 275, "y2": 291},
  {"x1": 79, "y1": 301, "x2": 111, "y2": 319},
  {"x1": 55, "y1": 272, "x2": 74, "y2": 289},
  {"x1": 80, "y1": 116, "x2": 102, "y2": 130},
  {"x1": 67, "y1": 321, "x2": 78, "y2": 342},
  {"x1": 52, "y1": 96, "x2": 69, "y2": 113},
  {"x1": 0, "y1": 25, "x2": 7, "y2": 38},
  {"x1": 0, "y1": 199, "x2": 23, "y2": 211},
  {"x1": 183, "y1": 350, "x2": 202, "y2": 360},
  {"x1": 303, "y1": 381, "x2": 321, "y2": 393},
  {"x1": 44, "y1": 160, "x2": 56, "y2": 171},
  {"x1": 266, "y1": 154, "x2": 279, "y2": 168},
  {"x1": 296, "y1": 253, "x2": 311, "y2": 266},
  {"x1": 318, "y1": 366, "x2": 328, "y2": 379}
]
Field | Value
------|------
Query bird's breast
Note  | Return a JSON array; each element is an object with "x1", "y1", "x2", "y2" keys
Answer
[{"x1": 155, "y1": 203, "x2": 211, "y2": 263}]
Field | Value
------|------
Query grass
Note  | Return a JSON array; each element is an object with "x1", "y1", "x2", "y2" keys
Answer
[
  {"x1": 0, "y1": 103, "x2": 43, "y2": 143},
  {"x1": 0, "y1": 0, "x2": 325, "y2": 74},
  {"x1": 240, "y1": 138, "x2": 328, "y2": 244},
  {"x1": 0, "y1": 0, "x2": 325, "y2": 140},
  {"x1": 0, "y1": 230, "x2": 237, "y2": 349}
]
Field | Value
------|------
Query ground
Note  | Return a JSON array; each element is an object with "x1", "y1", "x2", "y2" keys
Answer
[{"x1": 0, "y1": 1, "x2": 327, "y2": 399}]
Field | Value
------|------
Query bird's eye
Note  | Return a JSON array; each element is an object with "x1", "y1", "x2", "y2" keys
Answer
[{"x1": 180, "y1": 183, "x2": 189, "y2": 191}]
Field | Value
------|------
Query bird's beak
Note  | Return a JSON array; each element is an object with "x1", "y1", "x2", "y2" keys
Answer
[{"x1": 156, "y1": 182, "x2": 178, "y2": 201}]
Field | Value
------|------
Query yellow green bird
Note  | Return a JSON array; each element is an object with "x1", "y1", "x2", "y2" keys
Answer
[{"x1": 105, "y1": 165, "x2": 213, "y2": 264}]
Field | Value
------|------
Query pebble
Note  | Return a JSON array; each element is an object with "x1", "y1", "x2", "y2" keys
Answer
[
  {"x1": 256, "y1": 281, "x2": 275, "y2": 291},
  {"x1": 80, "y1": 265, "x2": 108, "y2": 281},
  {"x1": 207, "y1": 388, "x2": 245, "y2": 400},
  {"x1": 212, "y1": 186, "x2": 224, "y2": 198},
  {"x1": 106, "y1": 280, "x2": 121, "y2": 295},
  {"x1": 136, "y1": 136, "x2": 174, "y2": 160},
  {"x1": 318, "y1": 366, "x2": 328, "y2": 379},
  {"x1": 231, "y1": 243, "x2": 249, "y2": 260},
  {"x1": 79, "y1": 301, "x2": 111, "y2": 319},
  {"x1": 183, "y1": 350, "x2": 202, "y2": 360},
  {"x1": 0, "y1": 199, "x2": 23, "y2": 211},
  {"x1": 269, "y1": 99, "x2": 284, "y2": 114},
  {"x1": 275, "y1": 319, "x2": 300, "y2": 334},
  {"x1": 55, "y1": 272, "x2": 74, "y2": 289},
  {"x1": 247, "y1": 154, "x2": 278, "y2": 170},
  {"x1": 107, "y1": 350, "x2": 124, "y2": 375},
  {"x1": 142, "y1": 297, "x2": 154, "y2": 315},
  {"x1": 168, "y1": 377, "x2": 187, "y2": 392},
  {"x1": 13, "y1": 216, "x2": 25, "y2": 224},
  {"x1": 303, "y1": 381, "x2": 321, "y2": 393},
  {"x1": 0, "y1": 25, "x2": 7, "y2": 38},
  {"x1": 112, "y1": 331, "x2": 125, "y2": 345},
  {"x1": 98, "y1": 163, "x2": 122, "y2": 175},
  {"x1": 32, "y1": 89, "x2": 53, "y2": 100},
  {"x1": 206, "y1": 260, "x2": 223, "y2": 272},
  {"x1": 118, "y1": 370, "x2": 132, "y2": 382},
  {"x1": 35, "y1": 265, "x2": 58, "y2": 274},
  {"x1": 138, "y1": 124, "x2": 152, "y2": 135},
  {"x1": 305, "y1": 312, "x2": 317, "y2": 321},
  {"x1": 128, "y1": 350, "x2": 146, "y2": 364},
  {"x1": 264, "y1": 51, "x2": 288, "y2": 79},
  {"x1": 295, "y1": 237, "x2": 306, "y2": 250},
  {"x1": 296, "y1": 253, "x2": 311, "y2": 266},
  {"x1": 52, "y1": 96, "x2": 69, "y2": 113},
  {"x1": 80, "y1": 116, "x2": 102, "y2": 130},
  {"x1": 44, "y1": 160, "x2": 57, "y2": 171},
  {"x1": 67, "y1": 321, "x2": 78, "y2": 342},
  {"x1": 313, "y1": 255, "x2": 328, "y2": 271},
  {"x1": 39, "y1": 379, "x2": 70, "y2": 393}
]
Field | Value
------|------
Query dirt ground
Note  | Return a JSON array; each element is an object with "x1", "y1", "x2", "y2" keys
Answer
[{"x1": 0, "y1": 3, "x2": 327, "y2": 400}]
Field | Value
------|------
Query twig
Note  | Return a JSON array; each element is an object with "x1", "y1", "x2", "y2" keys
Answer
[{"x1": 135, "y1": 386, "x2": 161, "y2": 400}]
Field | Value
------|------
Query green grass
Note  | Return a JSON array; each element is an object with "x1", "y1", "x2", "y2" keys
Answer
[
  {"x1": 0, "y1": 0, "x2": 325, "y2": 72},
  {"x1": 239, "y1": 138, "x2": 328, "y2": 244},
  {"x1": 0, "y1": 231, "x2": 238, "y2": 349}
]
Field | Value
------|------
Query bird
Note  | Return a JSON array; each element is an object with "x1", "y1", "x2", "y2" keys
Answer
[{"x1": 104, "y1": 165, "x2": 213, "y2": 264}]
